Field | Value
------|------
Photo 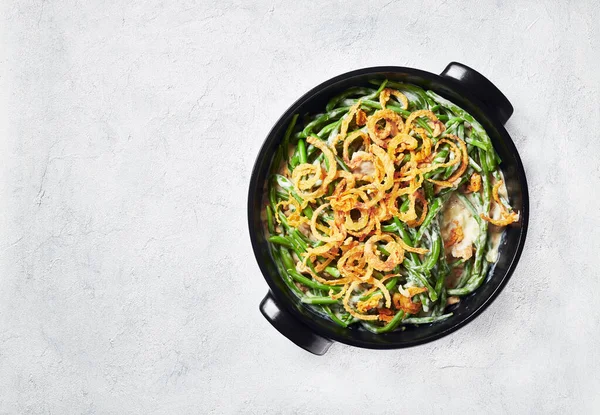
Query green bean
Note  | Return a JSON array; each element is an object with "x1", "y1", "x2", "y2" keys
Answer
[
  {"x1": 287, "y1": 268, "x2": 342, "y2": 292},
  {"x1": 437, "y1": 175, "x2": 469, "y2": 197},
  {"x1": 423, "y1": 180, "x2": 434, "y2": 200},
  {"x1": 273, "y1": 174, "x2": 294, "y2": 190},
  {"x1": 466, "y1": 136, "x2": 491, "y2": 151},
  {"x1": 447, "y1": 285, "x2": 476, "y2": 297},
  {"x1": 272, "y1": 247, "x2": 303, "y2": 296},
  {"x1": 268, "y1": 183, "x2": 278, "y2": 213},
  {"x1": 435, "y1": 272, "x2": 448, "y2": 304},
  {"x1": 392, "y1": 217, "x2": 420, "y2": 265},
  {"x1": 324, "y1": 266, "x2": 341, "y2": 278},
  {"x1": 457, "y1": 122, "x2": 465, "y2": 140},
  {"x1": 268, "y1": 235, "x2": 293, "y2": 248},
  {"x1": 360, "y1": 277, "x2": 398, "y2": 301},
  {"x1": 420, "y1": 232, "x2": 441, "y2": 272},
  {"x1": 436, "y1": 237, "x2": 451, "y2": 278},
  {"x1": 277, "y1": 212, "x2": 309, "y2": 251},
  {"x1": 301, "y1": 296, "x2": 339, "y2": 305},
  {"x1": 266, "y1": 206, "x2": 275, "y2": 234},
  {"x1": 413, "y1": 233, "x2": 442, "y2": 274},
  {"x1": 279, "y1": 247, "x2": 297, "y2": 272},
  {"x1": 400, "y1": 197, "x2": 410, "y2": 213},
  {"x1": 326, "y1": 87, "x2": 374, "y2": 112},
  {"x1": 380, "y1": 223, "x2": 396, "y2": 233},
  {"x1": 454, "y1": 260, "x2": 473, "y2": 290},
  {"x1": 424, "y1": 149, "x2": 449, "y2": 179},
  {"x1": 443, "y1": 162, "x2": 457, "y2": 180},
  {"x1": 377, "y1": 244, "x2": 391, "y2": 256},
  {"x1": 480, "y1": 150, "x2": 492, "y2": 213},
  {"x1": 297, "y1": 139, "x2": 307, "y2": 164},
  {"x1": 433, "y1": 287, "x2": 447, "y2": 317},
  {"x1": 318, "y1": 119, "x2": 342, "y2": 138},
  {"x1": 361, "y1": 100, "x2": 411, "y2": 117},
  {"x1": 469, "y1": 156, "x2": 482, "y2": 172},
  {"x1": 416, "y1": 293, "x2": 431, "y2": 312},
  {"x1": 343, "y1": 314, "x2": 356, "y2": 324},
  {"x1": 414, "y1": 197, "x2": 444, "y2": 242},
  {"x1": 408, "y1": 269, "x2": 437, "y2": 302},
  {"x1": 301, "y1": 107, "x2": 350, "y2": 137},
  {"x1": 282, "y1": 114, "x2": 299, "y2": 161},
  {"x1": 288, "y1": 154, "x2": 298, "y2": 171},
  {"x1": 450, "y1": 258, "x2": 465, "y2": 268},
  {"x1": 322, "y1": 306, "x2": 349, "y2": 328},
  {"x1": 374, "y1": 79, "x2": 388, "y2": 96},
  {"x1": 446, "y1": 117, "x2": 463, "y2": 130},
  {"x1": 362, "y1": 311, "x2": 405, "y2": 334},
  {"x1": 335, "y1": 155, "x2": 350, "y2": 172}
]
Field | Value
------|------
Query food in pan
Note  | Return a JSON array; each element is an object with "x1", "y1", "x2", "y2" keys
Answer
[{"x1": 264, "y1": 80, "x2": 519, "y2": 333}]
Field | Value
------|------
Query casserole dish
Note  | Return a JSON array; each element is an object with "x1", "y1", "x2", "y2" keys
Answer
[{"x1": 248, "y1": 62, "x2": 528, "y2": 355}]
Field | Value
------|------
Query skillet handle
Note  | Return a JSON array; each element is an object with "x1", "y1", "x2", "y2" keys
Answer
[
  {"x1": 260, "y1": 291, "x2": 332, "y2": 355},
  {"x1": 440, "y1": 62, "x2": 514, "y2": 125}
]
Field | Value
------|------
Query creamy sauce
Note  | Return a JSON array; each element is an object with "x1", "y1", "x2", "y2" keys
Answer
[
  {"x1": 486, "y1": 231, "x2": 503, "y2": 263},
  {"x1": 440, "y1": 177, "x2": 509, "y2": 264},
  {"x1": 441, "y1": 195, "x2": 479, "y2": 260}
]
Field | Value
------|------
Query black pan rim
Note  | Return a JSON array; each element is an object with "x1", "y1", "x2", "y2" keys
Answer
[{"x1": 248, "y1": 65, "x2": 529, "y2": 349}]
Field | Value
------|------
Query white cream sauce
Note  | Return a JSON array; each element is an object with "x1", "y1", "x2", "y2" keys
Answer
[
  {"x1": 440, "y1": 178, "x2": 509, "y2": 264},
  {"x1": 441, "y1": 194, "x2": 479, "y2": 260}
]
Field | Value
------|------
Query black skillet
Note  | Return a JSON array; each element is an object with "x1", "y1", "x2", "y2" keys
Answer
[{"x1": 248, "y1": 62, "x2": 529, "y2": 355}]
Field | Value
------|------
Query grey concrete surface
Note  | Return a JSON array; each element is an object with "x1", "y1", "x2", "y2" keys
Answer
[{"x1": 1, "y1": 0, "x2": 599, "y2": 413}]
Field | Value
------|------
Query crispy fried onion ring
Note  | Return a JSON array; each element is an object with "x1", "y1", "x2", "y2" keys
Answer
[
  {"x1": 292, "y1": 163, "x2": 322, "y2": 190},
  {"x1": 367, "y1": 109, "x2": 404, "y2": 148},
  {"x1": 444, "y1": 221, "x2": 464, "y2": 248},
  {"x1": 344, "y1": 207, "x2": 370, "y2": 231},
  {"x1": 356, "y1": 293, "x2": 382, "y2": 313},
  {"x1": 427, "y1": 134, "x2": 468, "y2": 188},
  {"x1": 403, "y1": 110, "x2": 445, "y2": 137},
  {"x1": 338, "y1": 101, "x2": 363, "y2": 141},
  {"x1": 466, "y1": 173, "x2": 482, "y2": 193},
  {"x1": 342, "y1": 131, "x2": 371, "y2": 167},
  {"x1": 480, "y1": 180, "x2": 519, "y2": 226},
  {"x1": 387, "y1": 178, "x2": 423, "y2": 222},
  {"x1": 337, "y1": 245, "x2": 373, "y2": 280},
  {"x1": 379, "y1": 88, "x2": 409, "y2": 110},
  {"x1": 405, "y1": 190, "x2": 428, "y2": 227},
  {"x1": 310, "y1": 203, "x2": 345, "y2": 243},
  {"x1": 342, "y1": 278, "x2": 392, "y2": 320},
  {"x1": 412, "y1": 128, "x2": 433, "y2": 163},
  {"x1": 343, "y1": 281, "x2": 379, "y2": 321},
  {"x1": 274, "y1": 194, "x2": 308, "y2": 227},
  {"x1": 393, "y1": 287, "x2": 428, "y2": 314},
  {"x1": 388, "y1": 133, "x2": 418, "y2": 162},
  {"x1": 355, "y1": 109, "x2": 368, "y2": 126},
  {"x1": 364, "y1": 233, "x2": 404, "y2": 272},
  {"x1": 392, "y1": 234, "x2": 428, "y2": 254},
  {"x1": 292, "y1": 136, "x2": 337, "y2": 203}
]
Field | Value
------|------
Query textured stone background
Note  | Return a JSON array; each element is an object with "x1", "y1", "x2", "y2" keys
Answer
[{"x1": 1, "y1": 0, "x2": 599, "y2": 413}]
